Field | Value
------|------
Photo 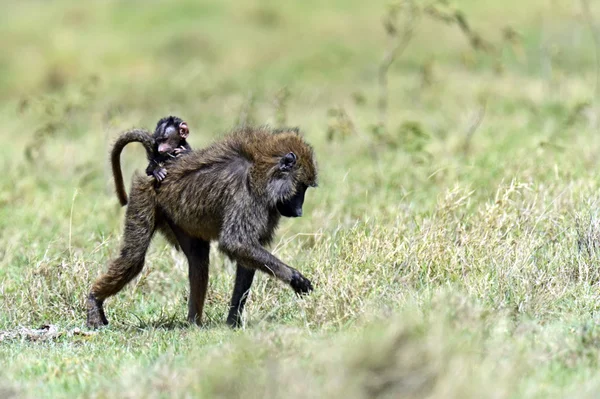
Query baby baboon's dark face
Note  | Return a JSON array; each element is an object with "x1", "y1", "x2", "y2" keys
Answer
[{"x1": 155, "y1": 117, "x2": 189, "y2": 155}]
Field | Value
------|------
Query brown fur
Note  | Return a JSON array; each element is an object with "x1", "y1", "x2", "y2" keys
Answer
[{"x1": 88, "y1": 126, "x2": 318, "y2": 328}]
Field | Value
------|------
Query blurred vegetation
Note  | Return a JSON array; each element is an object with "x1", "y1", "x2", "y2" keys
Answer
[{"x1": 2, "y1": 0, "x2": 600, "y2": 397}]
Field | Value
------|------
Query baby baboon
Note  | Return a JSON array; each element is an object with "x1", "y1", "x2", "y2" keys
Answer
[
  {"x1": 87, "y1": 126, "x2": 318, "y2": 329},
  {"x1": 111, "y1": 116, "x2": 191, "y2": 206}
]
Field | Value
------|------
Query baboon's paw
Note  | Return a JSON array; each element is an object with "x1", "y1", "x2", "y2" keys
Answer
[
  {"x1": 226, "y1": 315, "x2": 242, "y2": 329},
  {"x1": 187, "y1": 314, "x2": 203, "y2": 327},
  {"x1": 153, "y1": 168, "x2": 167, "y2": 182},
  {"x1": 290, "y1": 271, "x2": 313, "y2": 295},
  {"x1": 86, "y1": 294, "x2": 109, "y2": 329},
  {"x1": 86, "y1": 312, "x2": 108, "y2": 329}
]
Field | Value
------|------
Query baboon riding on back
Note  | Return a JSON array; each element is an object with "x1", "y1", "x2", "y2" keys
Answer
[{"x1": 87, "y1": 126, "x2": 318, "y2": 329}]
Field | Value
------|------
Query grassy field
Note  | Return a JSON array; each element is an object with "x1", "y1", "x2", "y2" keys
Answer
[{"x1": 2, "y1": 0, "x2": 600, "y2": 397}]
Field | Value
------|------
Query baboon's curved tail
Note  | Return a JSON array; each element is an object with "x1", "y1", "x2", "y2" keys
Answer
[{"x1": 110, "y1": 129, "x2": 155, "y2": 206}]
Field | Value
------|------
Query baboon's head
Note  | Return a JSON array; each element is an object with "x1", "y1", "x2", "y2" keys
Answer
[
  {"x1": 154, "y1": 115, "x2": 189, "y2": 155},
  {"x1": 245, "y1": 127, "x2": 318, "y2": 218}
]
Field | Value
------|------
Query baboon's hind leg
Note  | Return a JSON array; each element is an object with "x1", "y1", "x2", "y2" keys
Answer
[
  {"x1": 226, "y1": 264, "x2": 256, "y2": 328},
  {"x1": 87, "y1": 183, "x2": 156, "y2": 329},
  {"x1": 169, "y1": 224, "x2": 210, "y2": 326}
]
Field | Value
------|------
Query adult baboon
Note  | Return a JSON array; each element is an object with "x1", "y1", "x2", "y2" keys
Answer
[{"x1": 87, "y1": 126, "x2": 318, "y2": 329}]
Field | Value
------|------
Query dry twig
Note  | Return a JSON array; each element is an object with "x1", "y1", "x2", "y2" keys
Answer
[{"x1": 378, "y1": 1, "x2": 419, "y2": 134}]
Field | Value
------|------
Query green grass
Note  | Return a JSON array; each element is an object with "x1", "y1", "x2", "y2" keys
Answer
[{"x1": 2, "y1": 0, "x2": 600, "y2": 397}]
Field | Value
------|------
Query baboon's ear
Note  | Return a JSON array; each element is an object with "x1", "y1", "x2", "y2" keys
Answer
[
  {"x1": 178, "y1": 122, "x2": 189, "y2": 139},
  {"x1": 279, "y1": 152, "x2": 297, "y2": 171}
]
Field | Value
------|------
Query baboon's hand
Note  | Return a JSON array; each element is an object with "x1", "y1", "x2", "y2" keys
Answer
[
  {"x1": 174, "y1": 146, "x2": 187, "y2": 156},
  {"x1": 153, "y1": 168, "x2": 167, "y2": 182},
  {"x1": 290, "y1": 270, "x2": 313, "y2": 295}
]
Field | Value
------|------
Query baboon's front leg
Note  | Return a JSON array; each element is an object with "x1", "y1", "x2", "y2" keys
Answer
[
  {"x1": 219, "y1": 240, "x2": 313, "y2": 295},
  {"x1": 226, "y1": 264, "x2": 256, "y2": 328},
  {"x1": 87, "y1": 180, "x2": 157, "y2": 329}
]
